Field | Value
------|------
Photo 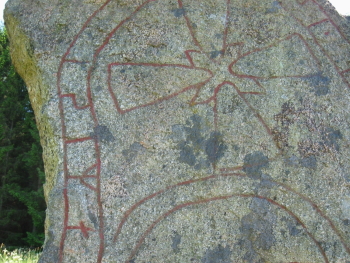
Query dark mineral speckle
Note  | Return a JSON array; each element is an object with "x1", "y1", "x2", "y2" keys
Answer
[
  {"x1": 171, "y1": 232, "x2": 182, "y2": 253},
  {"x1": 282, "y1": 216, "x2": 303, "y2": 237},
  {"x1": 172, "y1": 8, "x2": 185, "y2": 17},
  {"x1": 90, "y1": 125, "x2": 115, "y2": 142},
  {"x1": 88, "y1": 210, "x2": 98, "y2": 229},
  {"x1": 286, "y1": 155, "x2": 299, "y2": 166},
  {"x1": 290, "y1": 225, "x2": 302, "y2": 236},
  {"x1": 185, "y1": 115, "x2": 206, "y2": 146},
  {"x1": 171, "y1": 124, "x2": 187, "y2": 142},
  {"x1": 249, "y1": 197, "x2": 271, "y2": 215},
  {"x1": 322, "y1": 127, "x2": 342, "y2": 151},
  {"x1": 238, "y1": 196, "x2": 277, "y2": 261},
  {"x1": 243, "y1": 151, "x2": 269, "y2": 179},
  {"x1": 122, "y1": 142, "x2": 145, "y2": 162},
  {"x1": 210, "y1": 50, "x2": 223, "y2": 59},
  {"x1": 254, "y1": 174, "x2": 276, "y2": 196},
  {"x1": 201, "y1": 244, "x2": 232, "y2": 263},
  {"x1": 172, "y1": 115, "x2": 226, "y2": 168},
  {"x1": 205, "y1": 132, "x2": 227, "y2": 164},
  {"x1": 266, "y1": 0, "x2": 282, "y2": 13},
  {"x1": 302, "y1": 72, "x2": 330, "y2": 96},
  {"x1": 300, "y1": 155, "x2": 317, "y2": 169},
  {"x1": 194, "y1": 158, "x2": 210, "y2": 170},
  {"x1": 178, "y1": 144, "x2": 196, "y2": 166}
]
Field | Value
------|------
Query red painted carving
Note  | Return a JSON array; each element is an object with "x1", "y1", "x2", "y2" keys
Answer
[
  {"x1": 56, "y1": 0, "x2": 350, "y2": 262},
  {"x1": 67, "y1": 221, "x2": 94, "y2": 239},
  {"x1": 126, "y1": 194, "x2": 329, "y2": 263}
]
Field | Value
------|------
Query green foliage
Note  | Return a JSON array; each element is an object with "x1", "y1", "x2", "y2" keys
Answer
[
  {"x1": 0, "y1": 27, "x2": 45, "y2": 248},
  {"x1": 0, "y1": 244, "x2": 41, "y2": 263}
]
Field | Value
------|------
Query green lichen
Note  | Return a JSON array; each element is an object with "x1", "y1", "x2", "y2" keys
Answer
[
  {"x1": 5, "y1": 15, "x2": 48, "y2": 110},
  {"x1": 5, "y1": 13, "x2": 59, "y2": 235},
  {"x1": 39, "y1": 116, "x2": 59, "y2": 202}
]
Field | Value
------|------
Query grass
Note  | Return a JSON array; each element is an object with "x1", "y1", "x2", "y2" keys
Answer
[{"x1": 0, "y1": 244, "x2": 41, "y2": 263}]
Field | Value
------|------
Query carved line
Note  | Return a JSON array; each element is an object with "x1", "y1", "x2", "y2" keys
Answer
[
  {"x1": 228, "y1": 33, "x2": 322, "y2": 77},
  {"x1": 69, "y1": 175, "x2": 97, "y2": 179},
  {"x1": 193, "y1": 80, "x2": 273, "y2": 139},
  {"x1": 65, "y1": 136, "x2": 93, "y2": 144},
  {"x1": 64, "y1": 59, "x2": 90, "y2": 64},
  {"x1": 107, "y1": 62, "x2": 213, "y2": 114},
  {"x1": 112, "y1": 1, "x2": 346, "y2": 261},
  {"x1": 100, "y1": 2, "x2": 349, "y2": 257},
  {"x1": 284, "y1": 1, "x2": 350, "y2": 88},
  {"x1": 298, "y1": 0, "x2": 350, "y2": 46},
  {"x1": 113, "y1": 170, "x2": 350, "y2": 258},
  {"x1": 307, "y1": 18, "x2": 329, "y2": 28},
  {"x1": 106, "y1": 24, "x2": 323, "y2": 159},
  {"x1": 68, "y1": 163, "x2": 98, "y2": 191},
  {"x1": 308, "y1": 20, "x2": 350, "y2": 88},
  {"x1": 184, "y1": 50, "x2": 201, "y2": 67},
  {"x1": 273, "y1": 179, "x2": 350, "y2": 255},
  {"x1": 177, "y1": 0, "x2": 204, "y2": 54},
  {"x1": 56, "y1": 0, "x2": 350, "y2": 262},
  {"x1": 57, "y1": 0, "x2": 115, "y2": 260},
  {"x1": 126, "y1": 194, "x2": 329, "y2": 263},
  {"x1": 222, "y1": 0, "x2": 231, "y2": 53},
  {"x1": 67, "y1": 221, "x2": 94, "y2": 239},
  {"x1": 61, "y1": 94, "x2": 90, "y2": 110},
  {"x1": 85, "y1": 2, "x2": 162, "y2": 261},
  {"x1": 224, "y1": 42, "x2": 245, "y2": 60},
  {"x1": 178, "y1": 0, "x2": 234, "y2": 64},
  {"x1": 113, "y1": 173, "x2": 234, "y2": 242}
]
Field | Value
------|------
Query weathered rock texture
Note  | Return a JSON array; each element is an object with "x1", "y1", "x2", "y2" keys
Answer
[{"x1": 4, "y1": 0, "x2": 350, "y2": 262}]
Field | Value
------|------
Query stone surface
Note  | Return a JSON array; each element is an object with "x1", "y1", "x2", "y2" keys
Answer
[{"x1": 4, "y1": 0, "x2": 350, "y2": 262}]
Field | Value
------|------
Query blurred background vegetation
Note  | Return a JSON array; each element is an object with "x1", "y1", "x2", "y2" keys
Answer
[{"x1": 0, "y1": 26, "x2": 45, "y2": 250}]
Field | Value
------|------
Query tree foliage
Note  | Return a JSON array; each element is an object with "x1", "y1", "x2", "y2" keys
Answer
[{"x1": 0, "y1": 27, "x2": 45, "y2": 248}]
